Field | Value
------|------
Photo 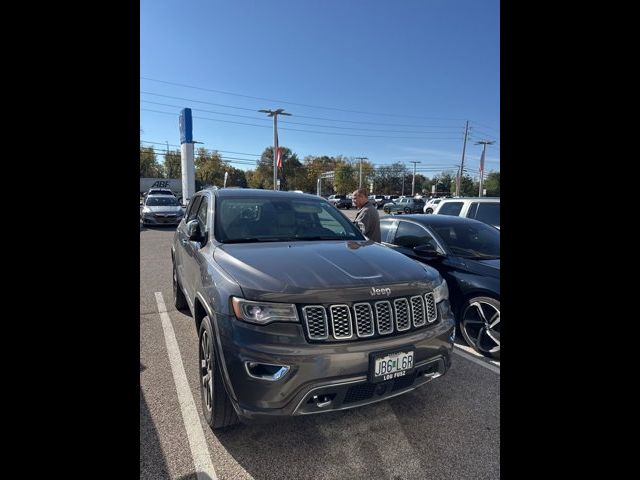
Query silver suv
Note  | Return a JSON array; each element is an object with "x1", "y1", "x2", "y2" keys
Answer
[{"x1": 172, "y1": 188, "x2": 455, "y2": 429}]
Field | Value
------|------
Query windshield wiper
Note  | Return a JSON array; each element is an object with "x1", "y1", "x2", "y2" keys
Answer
[
  {"x1": 222, "y1": 237, "x2": 290, "y2": 244},
  {"x1": 293, "y1": 236, "x2": 346, "y2": 241}
]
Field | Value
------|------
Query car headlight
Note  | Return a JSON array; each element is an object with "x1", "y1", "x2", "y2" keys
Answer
[
  {"x1": 231, "y1": 297, "x2": 299, "y2": 325},
  {"x1": 433, "y1": 278, "x2": 449, "y2": 303}
]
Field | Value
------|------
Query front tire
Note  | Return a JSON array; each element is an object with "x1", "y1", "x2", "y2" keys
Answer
[
  {"x1": 425, "y1": 208, "x2": 433, "y2": 214},
  {"x1": 404, "y1": 207, "x2": 411, "y2": 214},
  {"x1": 199, "y1": 316, "x2": 239, "y2": 430},
  {"x1": 459, "y1": 296, "x2": 500, "y2": 360}
]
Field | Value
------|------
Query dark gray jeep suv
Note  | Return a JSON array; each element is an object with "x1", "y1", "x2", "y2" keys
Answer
[{"x1": 172, "y1": 188, "x2": 455, "y2": 430}]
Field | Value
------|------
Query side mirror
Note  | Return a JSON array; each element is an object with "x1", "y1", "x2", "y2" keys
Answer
[
  {"x1": 413, "y1": 244, "x2": 440, "y2": 259},
  {"x1": 186, "y1": 220, "x2": 203, "y2": 242}
]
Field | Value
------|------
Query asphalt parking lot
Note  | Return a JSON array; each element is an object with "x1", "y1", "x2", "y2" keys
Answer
[{"x1": 140, "y1": 207, "x2": 500, "y2": 480}]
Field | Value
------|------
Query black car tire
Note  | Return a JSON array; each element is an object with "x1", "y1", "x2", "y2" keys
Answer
[
  {"x1": 459, "y1": 296, "x2": 500, "y2": 360},
  {"x1": 199, "y1": 316, "x2": 239, "y2": 430},
  {"x1": 172, "y1": 260, "x2": 188, "y2": 311},
  {"x1": 384, "y1": 208, "x2": 390, "y2": 214},
  {"x1": 425, "y1": 208, "x2": 433, "y2": 214},
  {"x1": 404, "y1": 207, "x2": 411, "y2": 214}
]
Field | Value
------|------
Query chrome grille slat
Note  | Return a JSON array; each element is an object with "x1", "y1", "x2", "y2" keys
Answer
[
  {"x1": 410, "y1": 295, "x2": 426, "y2": 327},
  {"x1": 303, "y1": 306, "x2": 328, "y2": 340},
  {"x1": 301, "y1": 292, "x2": 438, "y2": 341},
  {"x1": 353, "y1": 303, "x2": 375, "y2": 337},
  {"x1": 393, "y1": 298, "x2": 411, "y2": 331},
  {"x1": 375, "y1": 301, "x2": 394, "y2": 335},
  {"x1": 424, "y1": 292, "x2": 437, "y2": 323},
  {"x1": 330, "y1": 305, "x2": 353, "y2": 339}
]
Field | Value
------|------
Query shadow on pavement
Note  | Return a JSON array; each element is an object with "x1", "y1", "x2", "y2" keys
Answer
[{"x1": 140, "y1": 388, "x2": 171, "y2": 480}]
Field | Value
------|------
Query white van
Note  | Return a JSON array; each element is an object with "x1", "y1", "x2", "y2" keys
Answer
[{"x1": 433, "y1": 197, "x2": 500, "y2": 229}]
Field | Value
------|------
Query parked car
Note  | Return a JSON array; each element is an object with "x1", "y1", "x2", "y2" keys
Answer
[
  {"x1": 327, "y1": 194, "x2": 352, "y2": 209},
  {"x1": 172, "y1": 188, "x2": 455, "y2": 429},
  {"x1": 423, "y1": 198, "x2": 443, "y2": 214},
  {"x1": 383, "y1": 197, "x2": 425, "y2": 214},
  {"x1": 433, "y1": 197, "x2": 500, "y2": 230},
  {"x1": 372, "y1": 195, "x2": 386, "y2": 209},
  {"x1": 379, "y1": 214, "x2": 499, "y2": 359},
  {"x1": 141, "y1": 194, "x2": 184, "y2": 226},
  {"x1": 146, "y1": 188, "x2": 176, "y2": 197}
]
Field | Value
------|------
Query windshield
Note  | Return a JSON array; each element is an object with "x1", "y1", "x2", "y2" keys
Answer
[
  {"x1": 432, "y1": 222, "x2": 500, "y2": 259},
  {"x1": 216, "y1": 197, "x2": 366, "y2": 243},
  {"x1": 146, "y1": 197, "x2": 180, "y2": 206}
]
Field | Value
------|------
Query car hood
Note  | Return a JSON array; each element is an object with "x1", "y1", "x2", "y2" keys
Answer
[
  {"x1": 143, "y1": 205, "x2": 183, "y2": 213},
  {"x1": 214, "y1": 240, "x2": 440, "y2": 303},
  {"x1": 461, "y1": 257, "x2": 500, "y2": 278}
]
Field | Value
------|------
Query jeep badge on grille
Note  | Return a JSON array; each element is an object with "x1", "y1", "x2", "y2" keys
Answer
[{"x1": 370, "y1": 287, "x2": 391, "y2": 296}]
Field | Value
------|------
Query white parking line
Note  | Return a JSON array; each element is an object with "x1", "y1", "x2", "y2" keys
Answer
[
  {"x1": 453, "y1": 346, "x2": 500, "y2": 375},
  {"x1": 155, "y1": 292, "x2": 218, "y2": 480}
]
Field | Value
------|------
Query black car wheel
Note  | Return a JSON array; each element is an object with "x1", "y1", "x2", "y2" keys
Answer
[
  {"x1": 404, "y1": 207, "x2": 411, "y2": 214},
  {"x1": 198, "y1": 316, "x2": 239, "y2": 430},
  {"x1": 425, "y1": 208, "x2": 433, "y2": 214},
  {"x1": 384, "y1": 208, "x2": 390, "y2": 214},
  {"x1": 172, "y1": 260, "x2": 188, "y2": 311},
  {"x1": 460, "y1": 296, "x2": 500, "y2": 359}
]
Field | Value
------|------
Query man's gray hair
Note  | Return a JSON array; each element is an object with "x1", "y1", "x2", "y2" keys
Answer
[{"x1": 353, "y1": 188, "x2": 368, "y2": 197}]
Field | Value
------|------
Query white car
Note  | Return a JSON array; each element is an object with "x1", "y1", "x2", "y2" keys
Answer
[
  {"x1": 423, "y1": 198, "x2": 443, "y2": 214},
  {"x1": 433, "y1": 197, "x2": 500, "y2": 229}
]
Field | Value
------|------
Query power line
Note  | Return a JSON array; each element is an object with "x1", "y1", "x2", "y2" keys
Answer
[
  {"x1": 140, "y1": 140, "x2": 261, "y2": 157},
  {"x1": 140, "y1": 100, "x2": 466, "y2": 136},
  {"x1": 141, "y1": 91, "x2": 464, "y2": 129},
  {"x1": 140, "y1": 76, "x2": 467, "y2": 121},
  {"x1": 140, "y1": 108, "x2": 464, "y2": 140}
]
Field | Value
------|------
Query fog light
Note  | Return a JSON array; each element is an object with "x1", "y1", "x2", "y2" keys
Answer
[{"x1": 244, "y1": 362, "x2": 290, "y2": 381}]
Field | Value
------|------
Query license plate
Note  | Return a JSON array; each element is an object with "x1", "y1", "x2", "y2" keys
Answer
[{"x1": 370, "y1": 349, "x2": 414, "y2": 383}]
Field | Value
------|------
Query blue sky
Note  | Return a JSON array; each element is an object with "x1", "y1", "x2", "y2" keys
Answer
[{"x1": 140, "y1": 0, "x2": 500, "y2": 179}]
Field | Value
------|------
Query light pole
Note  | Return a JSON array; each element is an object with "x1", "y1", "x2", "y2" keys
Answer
[
  {"x1": 259, "y1": 108, "x2": 292, "y2": 190},
  {"x1": 354, "y1": 157, "x2": 368, "y2": 189},
  {"x1": 410, "y1": 161, "x2": 421, "y2": 196},
  {"x1": 475, "y1": 140, "x2": 495, "y2": 197}
]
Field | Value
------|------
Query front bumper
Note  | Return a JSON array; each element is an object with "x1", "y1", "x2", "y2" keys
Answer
[
  {"x1": 215, "y1": 300, "x2": 455, "y2": 423},
  {"x1": 141, "y1": 215, "x2": 182, "y2": 225}
]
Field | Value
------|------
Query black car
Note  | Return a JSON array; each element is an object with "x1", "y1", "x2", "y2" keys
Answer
[{"x1": 380, "y1": 214, "x2": 499, "y2": 359}]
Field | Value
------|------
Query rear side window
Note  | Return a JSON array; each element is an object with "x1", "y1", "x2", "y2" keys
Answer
[
  {"x1": 394, "y1": 221, "x2": 437, "y2": 249},
  {"x1": 438, "y1": 202, "x2": 464, "y2": 216},
  {"x1": 473, "y1": 202, "x2": 500, "y2": 226},
  {"x1": 379, "y1": 220, "x2": 395, "y2": 243},
  {"x1": 186, "y1": 196, "x2": 202, "y2": 221}
]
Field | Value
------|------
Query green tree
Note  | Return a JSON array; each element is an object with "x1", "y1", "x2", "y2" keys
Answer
[
  {"x1": 483, "y1": 171, "x2": 500, "y2": 196},
  {"x1": 249, "y1": 146, "x2": 300, "y2": 190},
  {"x1": 459, "y1": 174, "x2": 476, "y2": 196},
  {"x1": 224, "y1": 167, "x2": 248, "y2": 188},
  {"x1": 334, "y1": 160, "x2": 357, "y2": 194},
  {"x1": 195, "y1": 147, "x2": 225, "y2": 186},
  {"x1": 140, "y1": 146, "x2": 164, "y2": 177},
  {"x1": 164, "y1": 150, "x2": 181, "y2": 179}
]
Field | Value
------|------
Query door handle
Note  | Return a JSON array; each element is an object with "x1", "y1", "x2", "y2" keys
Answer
[{"x1": 180, "y1": 238, "x2": 188, "y2": 245}]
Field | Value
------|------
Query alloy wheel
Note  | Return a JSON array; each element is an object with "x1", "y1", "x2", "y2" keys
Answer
[
  {"x1": 199, "y1": 330, "x2": 213, "y2": 412},
  {"x1": 461, "y1": 300, "x2": 500, "y2": 355}
]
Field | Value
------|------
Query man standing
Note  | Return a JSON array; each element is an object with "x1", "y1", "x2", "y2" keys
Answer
[{"x1": 352, "y1": 188, "x2": 381, "y2": 242}]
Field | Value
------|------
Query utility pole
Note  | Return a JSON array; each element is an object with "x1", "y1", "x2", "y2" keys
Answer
[
  {"x1": 354, "y1": 157, "x2": 368, "y2": 189},
  {"x1": 475, "y1": 140, "x2": 495, "y2": 197},
  {"x1": 259, "y1": 108, "x2": 292, "y2": 190},
  {"x1": 166, "y1": 141, "x2": 170, "y2": 178},
  {"x1": 410, "y1": 161, "x2": 421, "y2": 196},
  {"x1": 457, "y1": 120, "x2": 469, "y2": 197}
]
